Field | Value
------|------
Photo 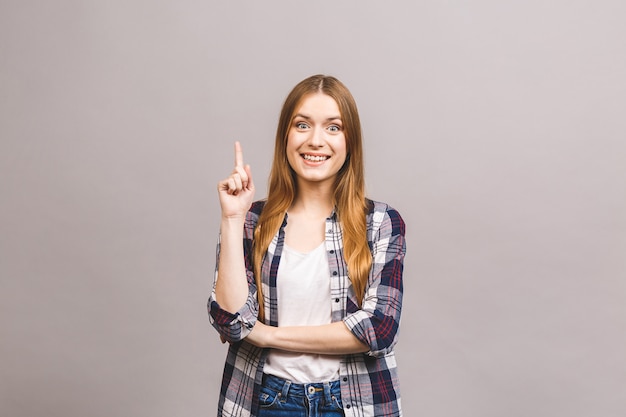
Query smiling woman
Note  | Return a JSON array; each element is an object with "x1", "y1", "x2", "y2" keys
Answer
[
  {"x1": 286, "y1": 93, "x2": 348, "y2": 188},
  {"x1": 208, "y1": 74, "x2": 406, "y2": 417}
]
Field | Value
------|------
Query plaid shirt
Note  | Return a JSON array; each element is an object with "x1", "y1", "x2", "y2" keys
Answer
[{"x1": 208, "y1": 199, "x2": 406, "y2": 417}]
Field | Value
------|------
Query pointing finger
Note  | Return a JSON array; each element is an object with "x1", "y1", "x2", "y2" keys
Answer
[{"x1": 234, "y1": 141, "x2": 244, "y2": 168}]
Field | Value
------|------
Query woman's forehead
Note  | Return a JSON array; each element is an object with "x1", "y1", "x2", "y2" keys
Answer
[{"x1": 293, "y1": 93, "x2": 341, "y2": 119}]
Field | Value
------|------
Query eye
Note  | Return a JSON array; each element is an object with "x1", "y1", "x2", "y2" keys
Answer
[
  {"x1": 327, "y1": 124, "x2": 342, "y2": 133},
  {"x1": 295, "y1": 121, "x2": 309, "y2": 129}
]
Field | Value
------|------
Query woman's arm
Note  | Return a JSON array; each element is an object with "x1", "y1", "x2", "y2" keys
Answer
[
  {"x1": 244, "y1": 204, "x2": 406, "y2": 356},
  {"x1": 208, "y1": 211, "x2": 260, "y2": 343},
  {"x1": 246, "y1": 321, "x2": 369, "y2": 355},
  {"x1": 343, "y1": 206, "x2": 406, "y2": 357},
  {"x1": 214, "y1": 141, "x2": 255, "y2": 313},
  {"x1": 214, "y1": 217, "x2": 250, "y2": 313},
  {"x1": 208, "y1": 142, "x2": 260, "y2": 343}
]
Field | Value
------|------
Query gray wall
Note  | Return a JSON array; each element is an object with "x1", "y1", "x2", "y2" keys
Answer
[{"x1": 1, "y1": 1, "x2": 625, "y2": 416}]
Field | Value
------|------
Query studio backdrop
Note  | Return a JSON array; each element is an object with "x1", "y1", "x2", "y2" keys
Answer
[{"x1": 1, "y1": 1, "x2": 625, "y2": 416}]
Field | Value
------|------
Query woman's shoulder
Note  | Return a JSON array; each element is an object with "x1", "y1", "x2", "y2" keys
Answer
[
  {"x1": 365, "y1": 199, "x2": 406, "y2": 235},
  {"x1": 366, "y1": 198, "x2": 403, "y2": 219}
]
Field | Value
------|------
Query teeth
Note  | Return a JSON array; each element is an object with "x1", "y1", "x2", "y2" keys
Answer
[{"x1": 303, "y1": 154, "x2": 329, "y2": 162}]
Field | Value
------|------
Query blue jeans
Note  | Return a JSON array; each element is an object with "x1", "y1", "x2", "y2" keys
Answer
[{"x1": 257, "y1": 373, "x2": 345, "y2": 417}]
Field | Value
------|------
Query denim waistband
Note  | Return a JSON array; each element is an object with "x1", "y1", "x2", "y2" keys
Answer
[{"x1": 262, "y1": 373, "x2": 341, "y2": 402}]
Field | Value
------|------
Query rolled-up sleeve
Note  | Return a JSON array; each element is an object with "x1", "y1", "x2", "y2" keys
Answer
[{"x1": 344, "y1": 206, "x2": 406, "y2": 357}]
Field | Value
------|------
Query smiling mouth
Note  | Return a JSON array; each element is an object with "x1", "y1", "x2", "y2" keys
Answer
[{"x1": 302, "y1": 154, "x2": 330, "y2": 162}]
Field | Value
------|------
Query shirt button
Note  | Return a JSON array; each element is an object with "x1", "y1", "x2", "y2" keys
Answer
[
  {"x1": 335, "y1": 298, "x2": 340, "y2": 303},
  {"x1": 329, "y1": 250, "x2": 334, "y2": 254},
  {"x1": 346, "y1": 404, "x2": 351, "y2": 409},
  {"x1": 332, "y1": 271, "x2": 338, "y2": 276},
  {"x1": 343, "y1": 377, "x2": 348, "y2": 382},
  {"x1": 327, "y1": 229, "x2": 332, "y2": 234}
]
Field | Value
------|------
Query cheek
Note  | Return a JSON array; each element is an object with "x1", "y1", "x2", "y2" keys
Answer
[
  {"x1": 286, "y1": 130, "x2": 301, "y2": 150},
  {"x1": 285, "y1": 134, "x2": 295, "y2": 154},
  {"x1": 285, "y1": 137, "x2": 299, "y2": 167},
  {"x1": 335, "y1": 136, "x2": 348, "y2": 158}
]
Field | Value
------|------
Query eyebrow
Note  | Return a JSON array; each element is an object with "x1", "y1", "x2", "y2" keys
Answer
[{"x1": 293, "y1": 113, "x2": 342, "y2": 122}]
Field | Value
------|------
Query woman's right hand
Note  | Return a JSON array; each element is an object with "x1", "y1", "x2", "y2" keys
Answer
[{"x1": 217, "y1": 141, "x2": 255, "y2": 219}]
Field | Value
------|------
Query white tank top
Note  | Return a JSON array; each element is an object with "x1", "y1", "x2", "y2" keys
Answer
[{"x1": 263, "y1": 242, "x2": 341, "y2": 383}]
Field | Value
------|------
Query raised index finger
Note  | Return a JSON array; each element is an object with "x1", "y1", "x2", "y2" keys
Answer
[{"x1": 234, "y1": 141, "x2": 244, "y2": 168}]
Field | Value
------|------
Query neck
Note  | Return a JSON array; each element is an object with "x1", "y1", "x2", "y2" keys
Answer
[{"x1": 290, "y1": 182, "x2": 334, "y2": 218}]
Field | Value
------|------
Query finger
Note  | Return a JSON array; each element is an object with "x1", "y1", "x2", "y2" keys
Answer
[
  {"x1": 217, "y1": 178, "x2": 229, "y2": 192},
  {"x1": 234, "y1": 165, "x2": 249, "y2": 189},
  {"x1": 227, "y1": 177, "x2": 238, "y2": 194},
  {"x1": 219, "y1": 177, "x2": 236, "y2": 193},
  {"x1": 244, "y1": 164, "x2": 254, "y2": 191},
  {"x1": 231, "y1": 172, "x2": 243, "y2": 192},
  {"x1": 234, "y1": 141, "x2": 244, "y2": 169}
]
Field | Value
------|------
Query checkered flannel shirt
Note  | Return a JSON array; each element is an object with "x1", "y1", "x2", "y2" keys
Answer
[{"x1": 208, "y1": 199, "x2": 406, "y2": 417}]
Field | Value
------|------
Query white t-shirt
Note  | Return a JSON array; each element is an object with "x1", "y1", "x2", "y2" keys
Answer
[{"x1": 263, "y1": 242, "x2": 341, "y2": 383}]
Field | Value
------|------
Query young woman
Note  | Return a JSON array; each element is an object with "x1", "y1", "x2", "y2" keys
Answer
[{"x1": 209, "y1": 74, "x2": 406, "y2": 417}]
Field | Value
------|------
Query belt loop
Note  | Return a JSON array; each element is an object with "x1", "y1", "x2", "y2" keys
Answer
[
  {"x1": 280, "y1": 378, "x2": 291, "y2": 403},
  {"x1": 323, "y1": 381, "x2": 332, "y2": 405}
]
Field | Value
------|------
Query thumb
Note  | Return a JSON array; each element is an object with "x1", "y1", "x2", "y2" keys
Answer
[{"x1": 244, "y1": 164, "x2": 254, "y2": 191}]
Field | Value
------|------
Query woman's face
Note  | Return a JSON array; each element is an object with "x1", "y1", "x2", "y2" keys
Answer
[{"x1": 286, "y1": 92, "x2": 347, "y2": 188}]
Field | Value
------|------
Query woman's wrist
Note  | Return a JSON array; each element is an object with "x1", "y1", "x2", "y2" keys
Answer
[
  {"x1": 220, "y1": 216, "x2": 246, "y2": 235},
  {"x1": 221, "y1": 214, "x2": 246, "y2": 224},
  {"x1": 246, "y1": 322, "x2": 275, "y2": 348}
]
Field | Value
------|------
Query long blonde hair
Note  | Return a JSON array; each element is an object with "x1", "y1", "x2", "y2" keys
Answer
[{"x1": 253, "y1": 75, "x2": 371, "y2": 322}]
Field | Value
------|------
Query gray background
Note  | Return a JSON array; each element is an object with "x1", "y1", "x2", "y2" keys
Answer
[{"x1": 1, "y1": 1, "x2": 625, "y2": 416}]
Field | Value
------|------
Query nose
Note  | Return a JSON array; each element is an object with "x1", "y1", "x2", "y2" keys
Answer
[{"x1": 308, "y1": 126, "x2": 324, "y2": 147}]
